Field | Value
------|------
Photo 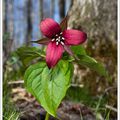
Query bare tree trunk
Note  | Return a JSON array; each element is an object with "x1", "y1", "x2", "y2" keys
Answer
[
  {"x1": 68, "y1": 0, "x2": 117, "y2": 103},
  {"x1": 65, "y1": 0, "x2": 71, "y2": 15},
  {"x1": 31, "y1": 0, "x2": 41, "y2": 46},
  {"x1": 50, "y1": 0, "x2": 55, "y2": 18},
  {"x1": 13, "y1": 0, "x2": 28, "y2": 49},
  {"x1": 68, "y1": 0, "x2": 117, "y2": 42},
  {"x1": 26, "y1": 0, "x2": 32, "y2": 45},
  {"x1": 3, "y1": 0, "x2": 6, "y2": 32},
  {"x1": 40, "y1": 0, "x2": 43, "y2": 20},
  {"x1": 5, "y1": 0, "x2": 13, "y2": 39},
  {"x1": 59, "y1": 0, "x2": 65, "y2": 20}
]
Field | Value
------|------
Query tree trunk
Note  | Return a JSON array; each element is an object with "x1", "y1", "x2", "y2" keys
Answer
[
  {"x1": 30, "y1": 0, "x2": 41, "y2": 46},
  {"x1": 40, "y1": 0, "x2": 43, "y2": 20},
  {"x1": 13, "y1": 0, "x2": 28, "y2": 49},
  {"x1": 68, "y1": 0, "x2": 117, "y2": 106},
  {"x1": 59, "y1": 0, "x2": 65, "y2": 20},
  {"x1": 68, "y1": 0, "x2": 117, "y2": 42},
  {"x1": 26, "y1": 0, "x2": 32, "y2": 45},
  {"x1": 5, "y1": 0, "x2": 13, "y2": 39},
  {"x1": 50, "y1": 0, "x2": 55, "y2": 18}
]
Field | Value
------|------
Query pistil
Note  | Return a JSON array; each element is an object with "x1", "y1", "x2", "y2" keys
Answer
[{"x1": 51, "y1": 32, "x2": 65, "y2": 46}]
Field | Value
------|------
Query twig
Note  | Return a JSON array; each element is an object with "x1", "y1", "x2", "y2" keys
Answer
[
  {"x1": 105, "y1": 105, "x2": 117, "y2": 112},
  {"x1": 95, "y1": 86, "x2": 116, "y2": 114},
  {"x1": 8, "y1": 80, "x2": 24, "y2": 85},
  {"x1": 8, "y1": 80, "x2": 24, "y2": 88},
  {"x1": 8, "y1": 80, "x2": 84, "y2": 89},
  {"x1": 71, "y1": 83, "x2": 83, "y2": 88}
]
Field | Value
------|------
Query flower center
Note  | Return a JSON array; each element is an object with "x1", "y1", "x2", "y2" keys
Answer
[{"x1": 51, "y1": 32, "x2": 65, "y2": 46}]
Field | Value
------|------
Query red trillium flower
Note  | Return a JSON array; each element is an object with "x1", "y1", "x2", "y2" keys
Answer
[{"x1": 34, "y1": 17, "x2": 87, "y2": 68}]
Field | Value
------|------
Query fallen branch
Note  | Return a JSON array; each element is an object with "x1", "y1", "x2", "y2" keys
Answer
[
  {"x1": 8, "y1": 80, "x2": 84, "y2": 88},
  {"x1": 8, "y1": 80, "x2": 24, "y2": 88},
  {"x1": 8, "y1": 80, "x2": 24, "y2": 85}
]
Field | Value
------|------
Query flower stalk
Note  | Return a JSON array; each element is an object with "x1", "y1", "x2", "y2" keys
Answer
[{"x1": 45, "y1": 112, "x2": 50, "y2": 120}]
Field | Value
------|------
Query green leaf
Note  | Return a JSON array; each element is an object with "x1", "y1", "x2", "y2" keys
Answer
[
  {"x1": 66, "y1": 86, "x2": 93, "y2": 105},
  {"x1": 77, "y1": 55, "x2": 107, "y2": 76},
  {"x1": 16, "y1": 46, "x2": 45, "y2": 65},
  {"x1": 62, "y1": 45, "x2": 86, "y2": 61},
  {"x1": 24, "y1": 60, "x2": 73, "y2": 116},
  {"x1": 71, "y1": 45, "x2": 87, "y2": 55}
]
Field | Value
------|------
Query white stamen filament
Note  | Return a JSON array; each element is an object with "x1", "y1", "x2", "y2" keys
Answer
[
  {"x1": 61, "y1": 41, "x2": 64, "y2": 45},
  {"x1": 62, "y1": 37, "x2": 65, "y2": 40},
  {"x1": 58, "y1": 38, "x2": 60, "y2": 42},
  {"x1": 56, "y1": 42, "x2": 59, "y2": 45},
  {"x1": 51, "y1": 39, "x2": 55, "y2": 41}
]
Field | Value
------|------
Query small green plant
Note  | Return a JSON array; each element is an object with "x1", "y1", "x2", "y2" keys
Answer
[{"x1": 15, "y1": 16, "x2": 108, "y2": 119}]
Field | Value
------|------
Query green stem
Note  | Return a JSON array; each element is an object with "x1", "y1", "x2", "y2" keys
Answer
[{"x1": 45, "y1": 112, "x2": 50, "y2": 120}]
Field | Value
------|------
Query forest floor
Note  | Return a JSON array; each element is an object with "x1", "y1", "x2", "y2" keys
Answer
[{"x1": 11, "y1": 86, "x2": 96, "y2": 120}]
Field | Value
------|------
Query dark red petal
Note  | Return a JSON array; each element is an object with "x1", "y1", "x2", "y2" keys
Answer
[
  {"x1": 46, "y1": 42, "x2": 64, "y2": 68},
  {"x1": 40, "y1": 18, "x2": 61, "y2": 38},
  {"x1": 60, "y1": 15, "x2": 69, "y2": 31},
  {"x1": 63, "y1": 30, "x2": 87, "y2": 45},
  {"x1": 64, "y1": 45, "x2": 79, "y2": 61},
  {"x1": 31, "y1": 38, "x2": 50, "y2": 45}
]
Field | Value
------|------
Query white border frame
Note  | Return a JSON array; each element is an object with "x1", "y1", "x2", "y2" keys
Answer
[
  {"x1": 0, "y1": 0, "x2": 119, "y2": 120},
  {"x1": 118, "y1": 0, "x2": 119, "y2": 119},
  {"x1": 0, "y1": 0, "x2": 2, "y2": 119}
]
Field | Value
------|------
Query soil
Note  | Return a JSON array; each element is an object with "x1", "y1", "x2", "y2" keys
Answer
[{"x1": 11, "y1": 87, "x2": 96, "y2": 120}]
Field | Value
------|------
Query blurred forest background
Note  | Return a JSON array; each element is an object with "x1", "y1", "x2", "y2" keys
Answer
[{"x1": 3, "y1": 0, "x2": 117, "y2": 120}]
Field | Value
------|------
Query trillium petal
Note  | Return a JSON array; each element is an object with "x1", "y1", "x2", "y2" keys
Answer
[
  {"x1": 64, "y1": 45, "x2": 79, "y2": 61},
  {"x1": 46, "y1": 42, "x2": 64, "y2": 68},
  {"x1": 40, "y1": 18, "x2": 61, "y2": 38},
  {"x1": 60, "y1": 15, "x2": 69, "y2": 31},
  {"x1": 63, "y1": 30, "x2": 87, "y2": 45},
  {"x1": 31, "y1": 38, "x2": 50, "y2": 45}
]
